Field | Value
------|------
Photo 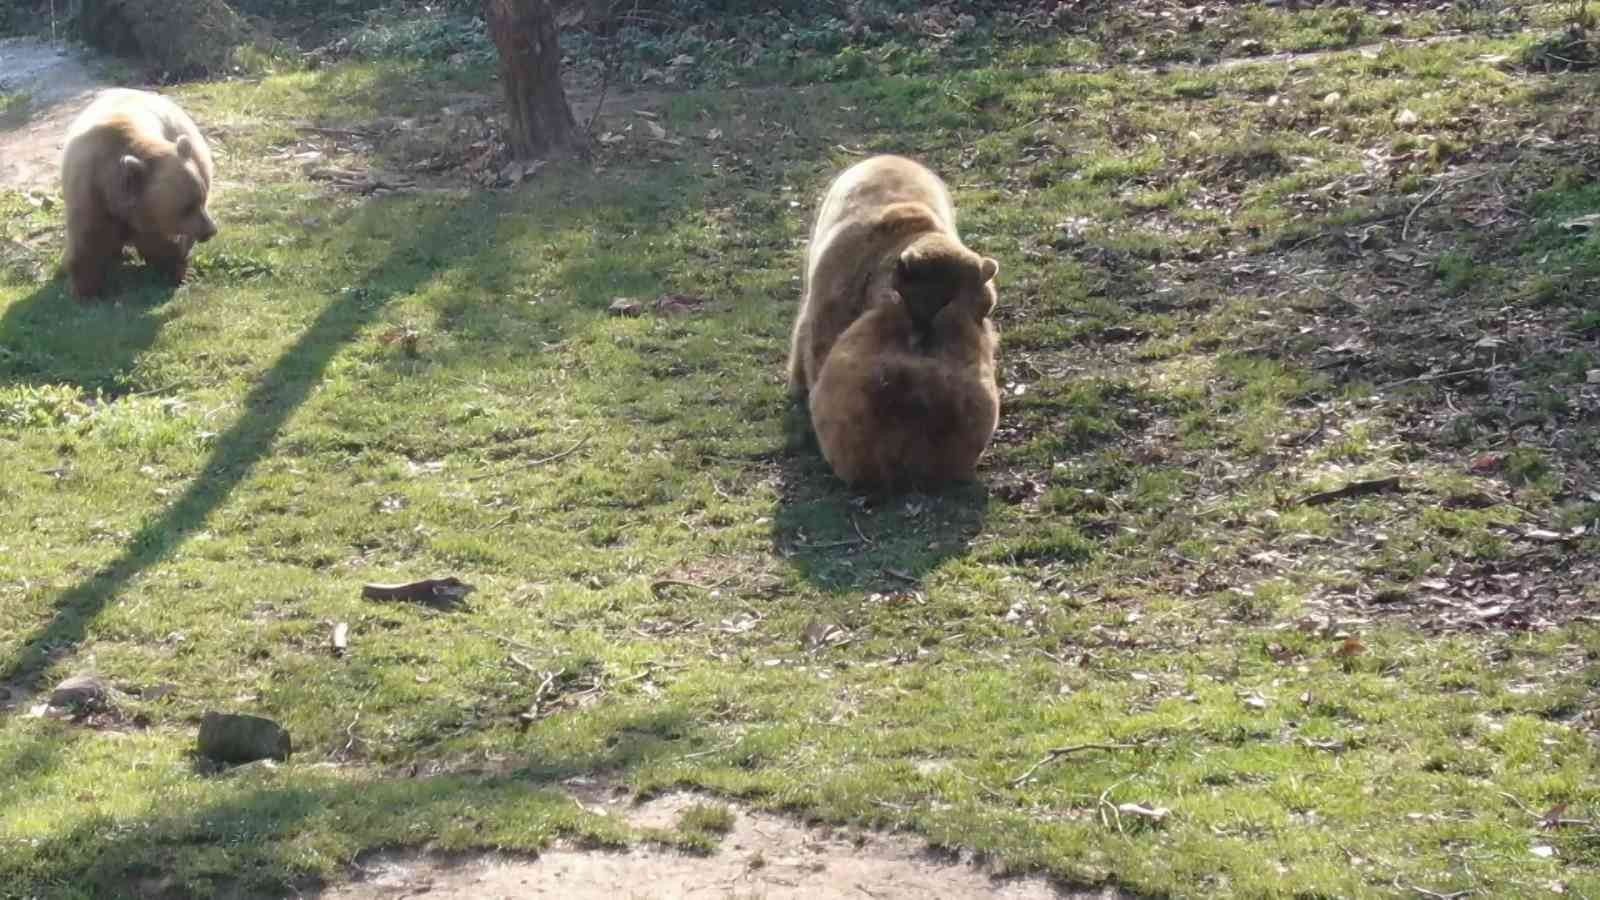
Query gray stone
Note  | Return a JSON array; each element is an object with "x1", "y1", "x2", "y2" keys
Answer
[
  {"x1": 49, "y1": 674, "x2": 110, "y2": 711},
  {"x1": 198, "y1": 712, "x2": 292, "y2": 764}
]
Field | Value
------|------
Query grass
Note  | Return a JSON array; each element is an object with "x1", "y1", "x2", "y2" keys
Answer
[{"x1": 2, "y1": 3, "x2": 1600, "y2": 898}]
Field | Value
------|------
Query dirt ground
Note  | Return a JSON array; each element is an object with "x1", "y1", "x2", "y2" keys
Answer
[
  {"x1": 0, "y1": 36, "x2": 102, "y2": 190},
  {"x1": 317, "y1": 788, "x2": 1124, "y2": 900}
]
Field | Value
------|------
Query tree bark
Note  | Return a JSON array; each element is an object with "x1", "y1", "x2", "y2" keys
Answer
[{"x1": 484, "y1": 0, "x2": 584, "y2": 160}]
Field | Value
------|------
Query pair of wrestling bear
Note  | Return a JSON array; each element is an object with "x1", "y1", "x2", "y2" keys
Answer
[{"x1": 61, "y1": 90, "x2": 1002, "y2": 489}]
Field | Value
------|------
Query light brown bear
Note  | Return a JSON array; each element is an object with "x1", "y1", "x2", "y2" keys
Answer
[
  {"x1": 60, "y1": 88, "x2": 218, "y2": 299},
  {"x1": 787, "y1": 155, "x2": 1001, "y2": 488}
]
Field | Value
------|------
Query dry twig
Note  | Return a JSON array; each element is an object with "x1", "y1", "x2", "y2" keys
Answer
[
  {"x1": 360, "y1": 576, "x2": 474, "y2": 607},
  {"x1": 1010, "y1": 742, "x2": 1146, "y2": 787},
  {"x1": 1294, "y1": 476, "x2": 1403, "y2": 507}
]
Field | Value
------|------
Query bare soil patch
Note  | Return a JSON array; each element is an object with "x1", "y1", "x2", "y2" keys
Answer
[
  {"x1": 0, "y1": 37, "x2": 105, "y2": 190},
  {"x1": 318, "y1": 788, "x2": 1125, "y2": 899}
]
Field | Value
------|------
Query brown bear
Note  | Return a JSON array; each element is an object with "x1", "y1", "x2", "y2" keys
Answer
[
  {"x1": 787, "y1": 155, "x2": 1001, "y2": 488},
  {"x1": 60, "y1": 88, "x2": 218, "y2": 300}
]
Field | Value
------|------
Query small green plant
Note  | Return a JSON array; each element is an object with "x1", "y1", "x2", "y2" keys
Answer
[
  {"x1": 0, "y1": 384, "x2": 93, "y2": 429},
  {"x1": 1504, "y1": 447, "x2": 1554, "y2": 488},
  {"x1": 347, "y1": 12, "x2": 494, "y2": 64},
  {"x1": 1435, "y1": 250, "x2": 1479, "y2": 296},
  {"x1": 677, "y1": 802, "x2": 735, "y2": 836},
  {"x1": 674, "y1": 802, "x2": 736, "y2": 852}
]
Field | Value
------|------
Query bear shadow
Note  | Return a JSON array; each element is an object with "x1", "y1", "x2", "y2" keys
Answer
[
  {"x1": 769, "y1": 393, "x2": 993, "y2": 592},
  {"x1": 0, "y1": 261, "x2": 182, "y2": 395}
]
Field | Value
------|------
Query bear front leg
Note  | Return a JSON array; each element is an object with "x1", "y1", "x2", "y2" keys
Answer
[
  {"x1": 133, "y1": 232, "x2": 194, "y2": 286},
  {"x1": 68, "y1": 255, "x2": 111, "y2": 301}
]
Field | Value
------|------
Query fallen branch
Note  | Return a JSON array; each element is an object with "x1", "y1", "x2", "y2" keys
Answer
[
  {"x1": 851, "y1": 515, "x2": 876, "y2": 545},
  {"x1": 523, "y1": 434, "x2": 592, "y2": 465},
  {"x1": 793, "y1": 536, "x2": 866, "y2": 550},
  {"x1": 1379, "y1": 366, "x2": 1499, "y2": 392},
  {"x1": 1403, "y1": 171, "x2": 1492, "y2": 241},
  {"x1": 1498, "y1": 791, "x2": 1596, "y2": 828},
  {"x1": 1405, "y1": 885, "x2": 1474, "y2": 900},
  {"x1": 1295, "y1": 476, "x2": 1403, "y2": 507},
  {"x1": 474, "y1": 629, "x2": 541, "y2": 654},
  {"x1": 1401, "y1": 182, "x2": 1448, "y2": 242},
  {"x1": 467, "y1": 434, "x2": 591, "y2": 481},
  {"x1": 1010, "y1": 742, "x2": 1146, "y2": 787},
  {"x1": 360, "y1": 576, "x2": 475, "y2": 608},
  {"x1": 649, "y1": 577, "x2": 730, "y2": 597}
]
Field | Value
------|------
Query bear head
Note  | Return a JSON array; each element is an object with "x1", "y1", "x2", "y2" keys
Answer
[
  {"x1": 893, "y1": 232, "x2": 998, "y2": 328},
  {"x1": 115, "y1": 135, "x2": 217, "y2": 244}
]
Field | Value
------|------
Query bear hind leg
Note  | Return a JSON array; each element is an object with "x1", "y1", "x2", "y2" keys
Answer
[{"x1": 65, "y1": 219, "x2": 124, "y2": 300}]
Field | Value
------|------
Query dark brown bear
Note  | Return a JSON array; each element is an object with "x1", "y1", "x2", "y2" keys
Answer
[
  {"x1": 60, "y1": 88, "x2": 218, "y2": 299},
  {"x1": 787, "y1": 155, "x2": 1001, "y2": 488}
]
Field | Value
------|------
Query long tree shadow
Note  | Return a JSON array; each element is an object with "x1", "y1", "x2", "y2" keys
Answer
[{"x1": 0, "y1": 194, "x2": 497, "y2": 695}]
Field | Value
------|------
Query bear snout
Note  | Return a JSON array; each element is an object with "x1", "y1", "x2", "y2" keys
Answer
[{"x1": 196, "y1": 215, "x2": 218, "y2": 243}]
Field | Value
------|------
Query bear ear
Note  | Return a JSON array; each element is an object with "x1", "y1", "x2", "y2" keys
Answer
[
  {"x1": 119, "y1": 155, "x2": 146, "y2": 195},
  {"x1": 979, "y1": 257, "x2": 999, "y2": 283},
  {"x1": 174, "y1": 135, "x2": 193, "y2": 159},
  {"x1": 896, "y1": 251, "x2": 913, "y2": 280}
]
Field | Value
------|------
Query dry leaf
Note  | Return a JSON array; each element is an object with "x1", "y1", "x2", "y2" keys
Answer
[
  {"x1": 1540, "y1": 803, "x2": 1570, "y2": 829},
  {"x1": 644, "y1": 119, "x2": 668, "y2": 140},
  {"x1": 1334, "y1": 637, "x2": 1365, "y2": 658}
]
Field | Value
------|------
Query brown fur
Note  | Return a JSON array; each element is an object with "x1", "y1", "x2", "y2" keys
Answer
[
  {"x1": 809, "y1": 289, "x2": 1000, "y2": 487},
  {"x1": 60, "y1": 88, "x2": 218, "y2": 300},
  {"x1": 788, "y1": 155, "x2": 1001, "y2": 488}
]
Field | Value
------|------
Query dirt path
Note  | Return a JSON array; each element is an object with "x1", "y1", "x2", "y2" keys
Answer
[
  {"x1": 317, "y1": 790, "x2": 1127, "y2": 900},
  {"x1": 0, "y1": 36, "x2": 106, "y2": 191}
]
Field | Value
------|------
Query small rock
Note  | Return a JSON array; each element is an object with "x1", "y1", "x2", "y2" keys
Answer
[
  {"x1": 1394, "y1": 108, "x2": 1419, "y2": 127},
  {"x1": 1322, "y1": 91, "x2": 1341, "y2": 106},
  {"x1": 198, "y1": 712, "x2": 293, "y2": 764},
  {"x1": 608, "y1": 297, "x2": 643, "y2": 317},
  {"x1": 50, "y1": 674, "x2": 110, "y2": 711}
]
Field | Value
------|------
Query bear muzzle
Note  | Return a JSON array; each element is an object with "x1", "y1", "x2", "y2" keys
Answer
[{"x1": 196, "y1": 214, "x2": 218, "y2": 243}]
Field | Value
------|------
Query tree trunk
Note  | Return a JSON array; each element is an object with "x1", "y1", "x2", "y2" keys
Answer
[{"x1": 484, "y1": 0, "x2": 584, "y2": 160}]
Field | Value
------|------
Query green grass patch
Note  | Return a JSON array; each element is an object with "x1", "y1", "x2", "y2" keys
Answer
[{"x1": 2, "y1": 6, "x2": 1600, "y2": 899}]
